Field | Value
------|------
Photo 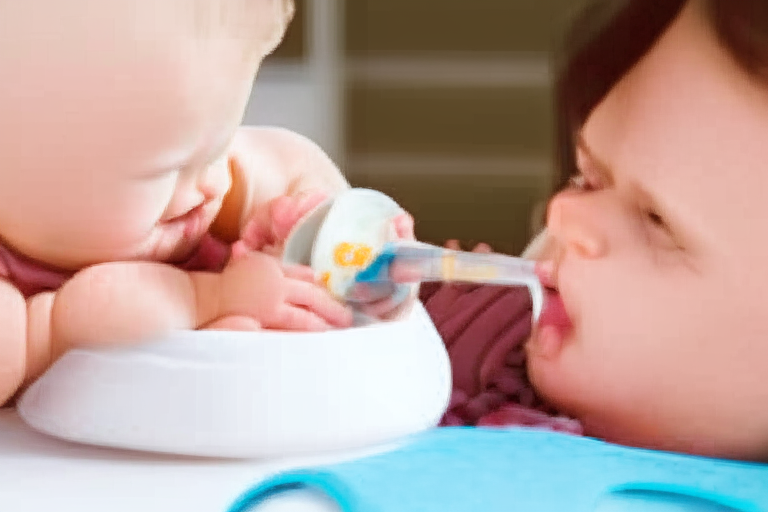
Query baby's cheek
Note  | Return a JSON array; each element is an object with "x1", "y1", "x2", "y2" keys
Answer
[
  {"x1": 112, "y1": 193, "x2": 169, "y2": 231},
  {"x1": 83, "y1": 185, "x2": 173, "y2": 250}
]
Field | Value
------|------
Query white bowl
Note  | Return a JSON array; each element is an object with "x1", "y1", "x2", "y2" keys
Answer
[{"x1": 17, "y1": 303, "x2": 451, "y2": 458}]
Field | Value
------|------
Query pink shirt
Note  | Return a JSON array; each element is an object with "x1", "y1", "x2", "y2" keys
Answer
[{"x1": 0, "y1": 234, "x2": 231, "y2": 298}]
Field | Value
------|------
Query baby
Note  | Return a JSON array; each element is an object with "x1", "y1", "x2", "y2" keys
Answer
[
  {"x1": 0, "y1": 0, "x2": 411, "y2": 405},
  {"x1": 426, "y1": 0, "x2": 768, "y2": 462}
]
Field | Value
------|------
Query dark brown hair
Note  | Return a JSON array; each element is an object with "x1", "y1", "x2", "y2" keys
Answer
[{"x1": 552, "y1": 0, "x2": 768, "y2": 193}]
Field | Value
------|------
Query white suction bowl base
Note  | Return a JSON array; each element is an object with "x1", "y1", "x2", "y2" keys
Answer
[{"x1": 17, "y1": 303, "x2": 451, "y2": 458}]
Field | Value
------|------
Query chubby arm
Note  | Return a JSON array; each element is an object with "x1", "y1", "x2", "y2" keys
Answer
[
  {"x1": 0, "y1": 280, "x2": 28, "y2": 404},
  {"x1": 211, "y1": 126, "x2": 349, "y2": 243},
  {"x1": 22, "y1": 253, "x2": 286, "y2": 384},
  {"x1": 22, "y1": 250, "x2": 350, "y2": 386}
]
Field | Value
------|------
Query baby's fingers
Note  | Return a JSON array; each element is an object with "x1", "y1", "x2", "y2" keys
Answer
[
  {"x1": 204, "y1": 315, "x2": 262, "y2": 331},
  {"x1": 358, "y1": 295, "x2": 400, "y2": 319},
  {"x1": 346, "y1": 281, "x2": 396, "y2": 303},
  {"x1": 285, "y1": 279, "x2": 353, "y2": 328},
  {"x1": 445, "y1": 239, "x2": 493, "y2": 253},
  {"x1": 445, "y1": 239, "x2": 461, "y2": 250},
  {"x1": 358, "y1": 286, "x2": 417, "y2": 321},
  {"x1": 268, "y1": 305, "x2": 333, "y2": 332},
  {"x1": 282, "y1": 264, "x2": 317, "y2": 284},
  {"x1": 388, "y1": 261, "x2": 423, "y2": 283},
  {"x1": 392, "y1": 213, "x2": 415, "y2": 240},
  {"x1": 240, "y1": 212, "x2": 274, "y2": 252},
  {"x1": 271, "y1": 192, "x2": 328, "y2": 242}
]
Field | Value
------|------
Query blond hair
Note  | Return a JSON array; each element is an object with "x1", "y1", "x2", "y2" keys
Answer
[{"x1": 192, "y1": 0, "x2": 295, "y2": 59}]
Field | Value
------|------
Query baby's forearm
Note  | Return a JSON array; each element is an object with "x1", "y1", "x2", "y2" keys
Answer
[
  {"x1": 0, "y1": 280, "x2": 28, "y2": 404},
  {"x1": 25, "y1": 291, "x2": 55, "y2": 386},
  {"x1": 25, "y1": 255, "x2": 284, "y2": 383},
  {"x1": 38, "y1": 263, "x2": 218, "y2": 366}
]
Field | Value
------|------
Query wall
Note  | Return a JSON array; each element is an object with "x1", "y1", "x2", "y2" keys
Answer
[{"x1": 242, "y1": 0, "x2": 582, "y2": 255}]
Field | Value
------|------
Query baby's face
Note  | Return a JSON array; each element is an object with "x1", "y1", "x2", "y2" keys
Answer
[
  {"x1": 528, "y1": 1, "x2": 768, "y2": 459},
  {"x1": 0, "y1": 0, "x2": 289, "y2": 269}
]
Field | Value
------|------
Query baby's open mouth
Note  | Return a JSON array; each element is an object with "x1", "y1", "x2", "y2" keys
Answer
[
  {"x1": 539, "y1": 288, "x2": 573, "y2": 333},
  {"x1": 533, "y1": 262, "x2": 574, "y2": 345}
]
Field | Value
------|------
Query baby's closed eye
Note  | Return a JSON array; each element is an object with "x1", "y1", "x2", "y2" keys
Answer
[{"x1": 636, "y1": 200, "x2": 685, "y2": 253}]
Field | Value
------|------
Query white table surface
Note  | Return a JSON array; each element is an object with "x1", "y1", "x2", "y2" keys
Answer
[{"x1": 0, "y1": 408, "x2": 387, "y2": 512}]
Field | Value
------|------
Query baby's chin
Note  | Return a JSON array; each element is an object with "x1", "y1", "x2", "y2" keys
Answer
[
  {"x1": 525, "y1": 335, "x2": 578, "y2": 408},
  {"x1": 578, "y1": 413, "x2": 728, "y2": 459},
  {"x1": 525, "y1": 365, "x2": 652, "y2": 453},
  {"x1": 525, "y1": 330, "x2": 613, "y2": 430},
  {"x1": 529, "y1": 360, "x2": 765, "y2": 460}
]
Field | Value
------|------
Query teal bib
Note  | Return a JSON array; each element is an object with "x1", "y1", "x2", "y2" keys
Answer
[{"x1": 228, "y1": 427, "x2": 768, "y2": 512}]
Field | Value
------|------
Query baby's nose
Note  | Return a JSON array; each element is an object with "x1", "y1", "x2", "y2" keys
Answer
[
  {"x1": 198, "y1": 156, "x2": 231, "y2": 200},
  {"x1": 546, "y1": 191, "x2": 607, "y2": 259}
]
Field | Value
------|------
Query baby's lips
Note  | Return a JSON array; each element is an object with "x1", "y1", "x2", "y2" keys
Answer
[
  {"x1": 539, "y1": 288, "x2": 573, "y2": 332},
  {"x1": 534, "y1": 260, "x2": 556, "y2": 289}
]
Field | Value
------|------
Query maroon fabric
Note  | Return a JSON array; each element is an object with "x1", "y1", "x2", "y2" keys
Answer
[
  {"x1": 420, "y1": 282, "x2": 582, "y2": 434},
  {"x1": 0, "y1": 234, "x2": 231, "y2": 298},
  {"x1": 0, "y1": 243, "x2": 72, "y2": 297}
]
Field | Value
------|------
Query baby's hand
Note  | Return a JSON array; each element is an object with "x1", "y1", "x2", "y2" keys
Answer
[
  {"x1": 214, "y1": 249, "x2": 353, "y2": 332},
  {"x1": 348, "y1": 213, "x2": 419, "y2": 321},
  {"x1": 268, "y1": 263, "x2": 354, "y2": 331},
  {"x1": 240, "y1": 191, "x2": 328, "y2": 256}
]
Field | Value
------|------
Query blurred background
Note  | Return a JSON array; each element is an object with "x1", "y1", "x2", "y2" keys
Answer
[{"x1": 245, "y1": 0, "x2": 583, "y2": 255}]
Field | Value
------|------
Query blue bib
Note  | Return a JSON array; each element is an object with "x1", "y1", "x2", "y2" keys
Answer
[{"x1": 228, "y1": 427, "x2": 768, "y2": 512}]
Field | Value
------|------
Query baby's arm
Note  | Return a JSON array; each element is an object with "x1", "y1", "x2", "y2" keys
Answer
[
  {"x1": 211, "y1": 126, "x2": 349, "y2": 244},
  {"x1": 23, "y1": 257, "x2": 274, "y2": 385},
  {"x1": 22, "y1": 252, "x2": 350, "y2": 386},
  {"x1": 0, "y1": 280, "x2": 29, "y2": 404}
]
